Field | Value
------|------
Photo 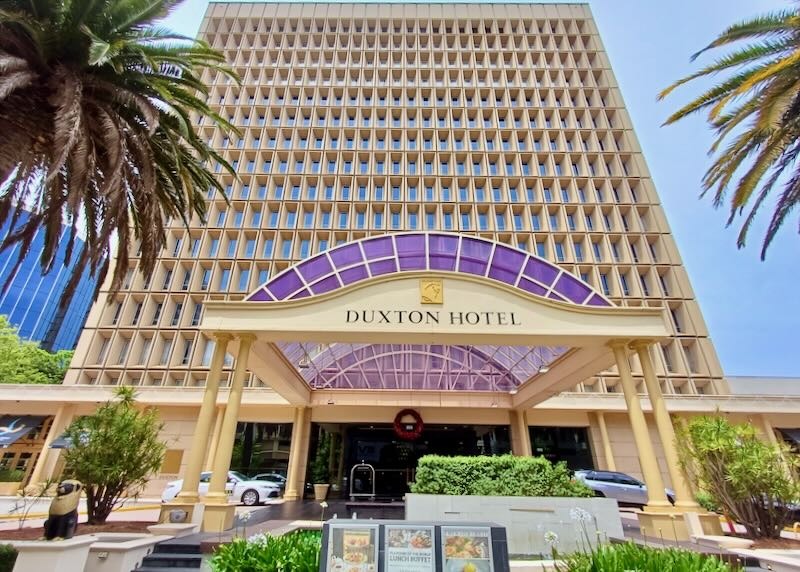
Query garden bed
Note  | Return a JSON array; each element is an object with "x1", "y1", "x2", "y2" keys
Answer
[
  {"x1": 0, "y1": 521, "x2": 155, "y2": 540},
  {"x1": 749, "y1": 536, "x2": 800, "y2": 550}
]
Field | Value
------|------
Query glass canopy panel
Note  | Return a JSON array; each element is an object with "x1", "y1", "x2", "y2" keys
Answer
[
  {"x1": 248, "y1": 232, "x2": 612, "y2": 308},
  {"x1": 277, "y1": 342, "x2": 568, "y2": 391}
]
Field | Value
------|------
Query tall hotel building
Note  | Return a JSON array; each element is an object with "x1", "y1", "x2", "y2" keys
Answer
[{"x1": 2, "y1": 3, "x2": 798, "y2": 529}]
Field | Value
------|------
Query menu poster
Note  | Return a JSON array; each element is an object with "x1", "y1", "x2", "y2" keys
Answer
[
  {"x1": 441, "y1": 526, "x2": 494, "y2": 572},
  {"x1": 384, "y1": 525, "x2": 435, "y2": 572},
  {"x1": 325, "y1": 524, "x2": 379, "y2": 572}
]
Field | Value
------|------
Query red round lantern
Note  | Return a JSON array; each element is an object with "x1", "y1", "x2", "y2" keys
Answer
[{"x1": 393, "y1": 408, "x2": 424, "y2": 440}]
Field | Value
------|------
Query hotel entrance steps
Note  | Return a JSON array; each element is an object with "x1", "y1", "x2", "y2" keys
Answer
[{"x1": 131, "y1": 538, "x2": 203, "y2": 572}]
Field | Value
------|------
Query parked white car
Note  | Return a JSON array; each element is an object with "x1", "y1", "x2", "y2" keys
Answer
[{"x1": 161, "y1": 471, "x2": 281, "y2": 506}]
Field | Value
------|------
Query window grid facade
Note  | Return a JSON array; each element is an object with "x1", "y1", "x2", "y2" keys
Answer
[{"x1": 66, "y1": 3, "x2": 723, "y2": 397}]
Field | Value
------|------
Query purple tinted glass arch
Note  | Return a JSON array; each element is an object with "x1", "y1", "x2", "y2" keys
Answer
[
  {"x1": 277, "y1": 342, "x2": 568, "y2": 391},
  {"x1": 247, "y1": 232, "x2": 612, "y2": 307}
]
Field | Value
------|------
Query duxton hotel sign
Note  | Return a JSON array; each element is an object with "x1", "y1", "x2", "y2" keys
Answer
[
  {"x1": 345, "y1": 309, "x2": 521, "y2": 327},
  {"x1": 344, "y1": 279, "x2": 522, "y2": 327}
]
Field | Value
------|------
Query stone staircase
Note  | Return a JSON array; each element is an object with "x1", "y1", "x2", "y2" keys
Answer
[{"x1": 131, "y1": 538, "x2": 203, "y2": 572}]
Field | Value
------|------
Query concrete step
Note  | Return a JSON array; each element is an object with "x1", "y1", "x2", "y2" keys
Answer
[{"x1": 139, "y1": 552, "x2": 202, "y2": 568}]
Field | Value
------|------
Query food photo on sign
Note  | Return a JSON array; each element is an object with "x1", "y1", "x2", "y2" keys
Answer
[
  {"x1": 326, "y1": 525, "x2": 379, "y2": 572},
  {"x1": 441, "y1": 526, "x2": 494, "y2": 572},
  {"x1": 385, "y1": 525, "x2": 435, "y2": 572}
]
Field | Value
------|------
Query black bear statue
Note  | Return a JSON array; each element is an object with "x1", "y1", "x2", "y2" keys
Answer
[{"x1": 43, "y1": 480, "x2": 82, "y2": 540}]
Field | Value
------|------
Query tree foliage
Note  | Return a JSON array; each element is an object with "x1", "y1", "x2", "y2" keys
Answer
[
  {"x1": 0, "y1": 0, "x2": 238, "y2": 308},
  {"x1": 675, "y1": 414, "x2": 800, "y2": 539},
  {"x1": 659, "y1": 5, "x2": 800, "y2": 258},
  {"x1": 63, "y1": 386, "x2": 166, "y2": 524},
  {"x1": 0, "y1": 315, "x2": 72, "y2": 383}
]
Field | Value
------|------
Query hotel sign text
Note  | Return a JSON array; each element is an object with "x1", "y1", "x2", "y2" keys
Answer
[{"x1": 345, "y1": 309, "x2": 521, "y2": 326}]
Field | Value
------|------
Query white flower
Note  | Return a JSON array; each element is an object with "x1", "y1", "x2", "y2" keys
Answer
[
  {"x1": 320, "y1": 501, "x2": 329, "y2": 508},
  {"x1": 570, "y1": 507, "x2": 592, "y2": 523},
  {"x1": 247, "y1": 532, "x2": 270, "y2": 546},
  {"x1": 544, "y1": 531, "x2": 560, "y2": 546},
  {"x1": 240, "y1": 511, "x2": 253, "y2": 522}
]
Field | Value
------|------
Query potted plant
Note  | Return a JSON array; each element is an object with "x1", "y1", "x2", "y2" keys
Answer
[
  {"x1": 0, "y1": 469, "x2": 25, "y2": 496},
  {"x1": 311, "y1": 433, "x2": 331, "y2": 501}
]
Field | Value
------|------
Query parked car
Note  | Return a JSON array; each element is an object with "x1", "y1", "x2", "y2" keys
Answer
[
  {"x1": 252, "y1": 472, "x2": 287, "y2": 490},
  {"x1": 161, "y1": 471, "x2": 281, "y2": 506},
  {"x1": 574, "y1": 470, "x2": 675, "y2": 508}
]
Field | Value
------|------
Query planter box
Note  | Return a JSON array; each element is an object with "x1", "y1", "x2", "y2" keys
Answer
[
  {"x1": 85, "y1": 533, "x2": 171, "y2": 572},
  {"x1": 0, "y1": 482, "x2": 21, "y2": 496},
  {"x1": 406, "y1": 493, "x2": 623, "y2": 556},
  {"x1": 11, "y1": 536, "x2": 96, "y2": 572}
]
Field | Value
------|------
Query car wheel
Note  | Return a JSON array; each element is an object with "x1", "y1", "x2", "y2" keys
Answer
[
  {"x1": 241, "y1": 489, "x2": 260, "y2": 506},
  {"x1": 268, "y1": 490, "x2": 279, "y2": 498}
]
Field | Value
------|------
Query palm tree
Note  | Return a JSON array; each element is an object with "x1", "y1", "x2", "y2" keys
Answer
[
  {"x1": 0, "y1": 0, "x2": 237, "y2": 304},
  {"x1": 659, "y1": 5, "x2": 800, "y2": 258}
]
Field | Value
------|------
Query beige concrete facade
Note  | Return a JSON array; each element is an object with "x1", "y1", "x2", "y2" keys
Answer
[{"x1": 0, "y1": 3, "x2": 795, "y2": 539}]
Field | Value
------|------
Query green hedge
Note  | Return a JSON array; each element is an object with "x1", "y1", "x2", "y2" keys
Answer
[
  {"x1": 0, "y1": 545, "x2": 17, "y2": 572},
  {"x1": 410, "y1": 454, "x2": 593, "y2": 497}
]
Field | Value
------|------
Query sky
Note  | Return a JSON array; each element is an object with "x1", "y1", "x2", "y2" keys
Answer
[{"x1": 163, "y1": 0, "x2": 797, "y2": 377}]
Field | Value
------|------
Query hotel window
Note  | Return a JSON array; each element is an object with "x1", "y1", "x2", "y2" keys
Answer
[
  {"x1": 117, "y1": 338, "x2": 130, "y2": 365},
  {"x1": 131, "y1": 302, "x2": 143, "y2": 325},
  {"x1": 599, "y1": 273, "x2": 611, "y2": 295},
  {"x1": 151, "y1": 302, "x2": 163, "y2": 326},
  {"x1": 554, "y1": 242, "x2": 565, "y2": 262},
  {"x1": 639, "y1": 273, "x2": 650, "y2": 296},
  {"x1": 670, "y1": 308, "x2": 683, "y2": 333},
  {"x1": 495, "y1": 213, "x2": 506, "y2": 230},
  {"x1": 374, "y1": 212, "x2": 384, "y2": 228},
  {"x1": 300, "y1": 239, "x2": 311, "y2": 259},
  {"x1": 111, "y1": 302, "x2": 122, "y2": 325},
  {"x1": 200, "y1": 268, "x2": 211, "y2": 290},
  {"x1": 191, "y1": 303, "x2": 202, "y2": 326},
  {"x1": 201, "y1": 339, "x2": 215, "y2": 366},
  {"x1": 219, "y1": 268, "x2": 231, "y2": 290},
  {"x1": 443, "y1": 212, "x2": 454, "y2": 230},
  {"x1": 535, "y1": 241, "x2": 546, "y2": 258},
  {"x1": 262, "y1": 238, "x2": 274, "y2": 257},
  {"x1": 478, "y1": 213, "x2": 488, "y2": 231},
  {"x1": 286, "y1": 210, "x2": 297, "y2": 228},
  {"x1": 319, "y1": 239, "x2": 329, "y2": 252},
  {"x1": 181, "y1": 339, "x2": 192, "y2": 366},
  {"x1": 461, "y1": 213, "x2": 471, "y2": 230},
  {"x1": 338, "y1": 211, "x2": 348, "y2": 229},
  {"x1": 138, "y1": 338, "x2": 152, "y2": 365},
  {"x1": 181, "y1": 270, "x2": 191, "y2": 290},
  {"x1": 408, "y1": 212, "x2": 418, "y2": 229},
  {"x1": 226, "y1": 239, "x2": 237, "y2": 258},
  {"x1": 96, "y1": 338, "x2": 110, "y2": 363},
  {"x1": 281, "y1": 239, "x2": 292, "y2": 259},
  {"x1": 620, "y1": 273, "x2": 630, "y2": 296},
  {"x1": 530, "y1": 213, "x2": 541, "y2": 231},
  {"x1": 171, "y1": 303, "x2": 183, "y2": 326},
  {"x1": 159, "y1": 338, "x2": 173, "y2": 365},
  {"x1": 356, "y1": 211, "x2": 366, "y2": 229},
  {"x1": 324, "y1": 185, "x2": 335, "y2": 200}
]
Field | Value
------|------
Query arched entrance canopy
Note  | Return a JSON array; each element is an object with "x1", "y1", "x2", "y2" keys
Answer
[
  {"x1": 201, "y1": 233, "x2": 672, "y2": 409},
  {"x1": 247, "y1": 232, "x2": 612, "y2": 307}
]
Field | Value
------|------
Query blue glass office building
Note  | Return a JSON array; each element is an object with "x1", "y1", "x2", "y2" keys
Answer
[{"x1": 0, "y1": 212, "x2": 98, "y2": 351}]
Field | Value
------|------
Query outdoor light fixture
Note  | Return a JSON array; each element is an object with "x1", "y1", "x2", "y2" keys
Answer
[
  {"x1": 327, "y1": 398, "x2": 335, "y2": 405},
  {"x1": 538, "y1": 366, "x2": 550, "y2": 374}
]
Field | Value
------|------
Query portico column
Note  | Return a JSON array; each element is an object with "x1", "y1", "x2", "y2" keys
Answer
[
  {"x1": 205, "y1": 334, "x2": 255, "y2": 507},
  {"x1": 509, "y1": 410, "x2": 532, "y2": 456},
  {"x1": 284, "y1": 406, "x2": 311, "y2": 501},
  {"x1": 26, "y1": 404, "x2": 75, "y2": 490},
  {"x1": 610, "y1": 341, "x2": 671, "y2": 510},
  {"x1": 176, "y1": 333, "x2": 231, "y2": 504},
  {"x1": 592, "y1": 412, "x2": 616, "y2": 472},
  {"x1": 204, "y1": 407, "x2": 226, "y2": 472},
  {"x1": 632, "y1": 341, "x2": 700, "y2": 511},
  {"x1": 760, "y1": 415, "x2": 779, "y2": 446}
]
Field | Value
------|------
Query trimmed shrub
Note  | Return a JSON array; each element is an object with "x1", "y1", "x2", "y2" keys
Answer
[
  {"x1": 210, "y1": 530, "x2": 321, "y2": 572},
  {"x1": 0, "y1": 469, "x2": 24, "y2": 483},
  {"x1": 410, "y1": 454, "x2": 592, "y2": 497},
  {"x1": 562, "y1": 540, "x2": 738, "y2": 572},
  {"x1": 0, "y1": 544, "x2": 17, "y2": 572}
]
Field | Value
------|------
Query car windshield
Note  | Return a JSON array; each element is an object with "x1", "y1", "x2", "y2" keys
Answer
[{"x1": 229, "y1": 471, "x2": 248, "y2": 481}]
